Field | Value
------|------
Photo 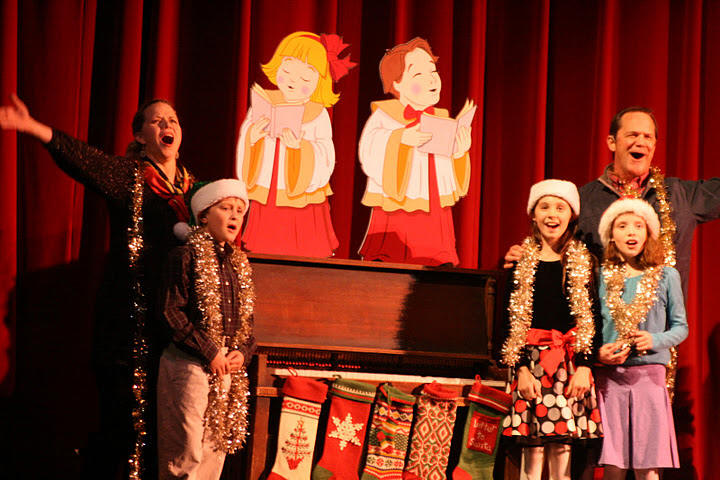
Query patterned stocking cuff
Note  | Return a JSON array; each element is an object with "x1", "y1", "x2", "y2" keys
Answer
[
  {"x1": 332, "y1": 378, "x2": 377, "y2": 403},
  {"x1": 422, "y1": 381, "x2": 460, "y2": 400},
  {"x1": 467, "y1": 377, "x2": 512, "y2": 414},
  {"x1": 378, "y1": 383, "x2": 416, "y2": 405}
]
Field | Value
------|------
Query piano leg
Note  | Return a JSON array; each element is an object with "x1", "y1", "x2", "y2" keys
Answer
[{"x1": 247, "y1": 354, "x2": 271, "y2": 480}]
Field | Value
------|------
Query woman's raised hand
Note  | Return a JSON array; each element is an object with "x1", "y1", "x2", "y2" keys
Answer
[{"x1": 0, "y1": 94, "x2": 52, "y2": 143}]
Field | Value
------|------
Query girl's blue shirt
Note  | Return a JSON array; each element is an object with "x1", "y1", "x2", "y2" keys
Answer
[{"x1": 598, "y1": 266, "x2": 688, "y2": 366}]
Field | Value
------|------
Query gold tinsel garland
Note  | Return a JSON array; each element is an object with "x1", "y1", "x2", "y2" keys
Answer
[
  {"x1": 619, "y1": 166, "x2": 679, "y2": 398},
  {"x1": 646, "y1": 167, "x2": 677, "y2": 267},
  {"x1": 564, "y1": 240, "x2": 596, "y2": 356},
  {"x1": 187, "y1": 229, "x2": 254, "y2": 453},
  {"x1": 128, "y1": 164, "x2": 148, "y2": 480},
  {"x1": 501, "y1": 237, "x2": 596, "y2": 366},
  {"x1": 602, "y1": 263, "x2": 664, "y2": 347},
  {"x1": 648, "y1": 167, "x2": 679, "y2": 398}
]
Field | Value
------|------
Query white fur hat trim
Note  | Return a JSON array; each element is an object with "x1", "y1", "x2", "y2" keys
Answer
[
  {"x1": 598, "y1": 198, "x2": 660, "y2": 247},
  {"x1": 526, "y1": 179, "x2": 580, "y2": 216},
  {"x1": 191, "y1": 178, "x2": 249, "y2": 220}
]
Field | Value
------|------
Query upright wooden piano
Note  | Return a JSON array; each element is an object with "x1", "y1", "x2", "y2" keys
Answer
[{"x1": 243, "y1": 254, "x2": 506, "y2": 479}]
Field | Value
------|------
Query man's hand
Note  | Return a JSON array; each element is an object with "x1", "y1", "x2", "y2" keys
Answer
[
  {"x1": 400, "y1": 125, "x2": 432, "y2": 147},
  {"x1": 565, "y1": 366, "x2": 592, "y2": 398},
  {"x1": 226, "y1": 350, "x2": 245, "y2": 372},
  {"x1": 598, "y1": 342, "x2": 631, "y2": 365},
  {"x1": 517, "y1": 366, "x2": 542, "y2": 400},
  {"x1": 503, "y1": 244, "x2": 523, "y2": 269},
  {"x1": 209, "y1": 351, "x2": 230, "y2": 376}
]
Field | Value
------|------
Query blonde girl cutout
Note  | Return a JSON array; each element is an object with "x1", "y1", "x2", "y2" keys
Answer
[{"x1": 261, "y1": 31, "x2": 340, "y2": 107}]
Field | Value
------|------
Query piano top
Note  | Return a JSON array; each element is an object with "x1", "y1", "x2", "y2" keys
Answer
[{"x1": 248, "y1": 253, "x2": 503, "y2": 362}]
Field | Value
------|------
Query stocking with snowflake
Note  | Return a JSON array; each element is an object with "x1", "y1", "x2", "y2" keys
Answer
[
  {"x1": 268, "y1": 376, "x2": 329, "y2": 480},
  {"x1": 312, "y1": 378, "x2": 377, "y2": 479}
]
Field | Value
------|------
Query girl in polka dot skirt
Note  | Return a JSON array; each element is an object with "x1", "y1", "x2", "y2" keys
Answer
[
  {"x1": 595, "y1": 198, "x2": 688, "y2": 479},
  {"x1": 501, "y1": 180, "x2": 603, "y2": 480}
]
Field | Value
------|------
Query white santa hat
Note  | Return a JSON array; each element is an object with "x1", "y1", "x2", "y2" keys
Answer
[
  {"x1": 190, "y1": 179, "x2": 248, "y2": 219},
  {"x1": 526, "y1": 179, "x2": 580, "y2": 216},
  {"x1": 173, "y1": 178, "x2": 248, "y2": 241},
  {"x1": 598, "y1": 198, "x2": 660, "y2": 247}
]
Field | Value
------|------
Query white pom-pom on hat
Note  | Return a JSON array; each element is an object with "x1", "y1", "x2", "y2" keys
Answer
[
  {"x1": 598, "y1": 198, "x2": 660, "y2": 247},
  {"x1": 526, "y1": 179, "x2": 580, "y2": 216},
  {"x1": 173, "y1": 221, "x2": 193, "y2": 242}
]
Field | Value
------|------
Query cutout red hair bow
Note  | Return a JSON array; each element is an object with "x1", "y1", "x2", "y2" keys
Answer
[{"x1": 319, "y1": 33, "x2": 356, "y2": 82}]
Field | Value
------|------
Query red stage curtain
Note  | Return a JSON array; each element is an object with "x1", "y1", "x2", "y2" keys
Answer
[
  {"x1": 0, "y1": 0, "x2": 18, "y2": 397},
  {"x1": 1, "y1": 1, "x2": 719, "y2": 477}
]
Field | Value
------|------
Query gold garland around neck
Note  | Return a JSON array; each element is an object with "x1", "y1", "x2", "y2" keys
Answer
[
  {"x1": 187, "y1": 228, "x2": 255, "y2": 454},
  {"x1": 501, "y1": 237, "x2": 596, "y2": 366},
  {"x1": 619, "y1": 166, "x2": 676, "y2": 267},
  {"x1": 602, "y1": 262, "x2": 664, "y2": 348}
]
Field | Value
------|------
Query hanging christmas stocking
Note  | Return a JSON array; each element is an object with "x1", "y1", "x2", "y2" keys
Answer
[
  {"x1": 451, "y1": 376, "x2": 512, "y2": 480},
  {"x1": 361, "y1": 383, "x2": 417, "y2": 480},
  {"x1": 268, "y1": 376, "x2": 329, "y2": 480},
  {"x1": 403, "y1": 382, "x2": 459, "y2": 480},
  {"x1": 312, "y1": 378, "x2": 377, "y2": 480}
]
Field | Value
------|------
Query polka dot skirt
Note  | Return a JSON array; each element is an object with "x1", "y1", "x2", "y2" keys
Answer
[{"x1": 502, "y1": 345, "x2": 603, "y2": 442}]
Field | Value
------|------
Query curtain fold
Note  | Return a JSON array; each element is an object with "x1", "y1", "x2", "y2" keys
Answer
[
  {"x1": 0, "y1": 0, "x2": 18, "y2": 397},
  {"x1": 1, "y1": 1, "x2": 719, "y2": 477},
  {"x1": 479, "y1": 0, "x2": 551, "y2": 268},
  {"x1": 147, "y1": 0, "x2": 180, "y2": 102},
  {"x1": 18, "y1": 0, "x2": 97, "y2": 270},
  {"x1": 454, "y1": 0, "x2": 487, "y2": 268}
]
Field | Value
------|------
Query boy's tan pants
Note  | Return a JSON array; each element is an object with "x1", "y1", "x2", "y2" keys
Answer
[{"x1": 157, "y1": 345, "x2": 230, "y2": 480}]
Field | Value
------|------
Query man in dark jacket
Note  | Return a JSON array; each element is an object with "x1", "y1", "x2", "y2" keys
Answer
[
  {"x1": 506, "y1": 106, "x2": 720, "y2": 295},
  {"x1": 577, "y1": 106, "x2": 720, "y2": 296}
]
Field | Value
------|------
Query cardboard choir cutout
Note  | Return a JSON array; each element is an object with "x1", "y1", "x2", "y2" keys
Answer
[
  {"x1": 235, "y1": 31, "x2": 355, "y2": 257},
  {"x1": 358, "y1": 37, "x2": 474, "y2": 266}
]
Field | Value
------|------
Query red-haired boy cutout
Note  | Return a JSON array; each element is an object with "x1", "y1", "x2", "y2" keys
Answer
[{"x1": 358, "y1": 38, "x2": 472, "y2": 266}]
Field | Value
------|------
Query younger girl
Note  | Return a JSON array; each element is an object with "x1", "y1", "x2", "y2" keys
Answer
[
  {"x1": 596, "y1": 198, "x2": 688, "y2": 480},
  {"x1": 235, "y1": 31, "x2": 354, "y2": 257},
  {"x1": 501, "y1": 179, "x2": 602, "y2": 480}
]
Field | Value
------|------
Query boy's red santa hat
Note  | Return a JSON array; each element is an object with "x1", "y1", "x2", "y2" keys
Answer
[
  {"x1": 526, "y1": 179, "x2": 580, "y2": 216},
  {"x1": 598, "y1": 198, "x2": 660, "y2": 247}
]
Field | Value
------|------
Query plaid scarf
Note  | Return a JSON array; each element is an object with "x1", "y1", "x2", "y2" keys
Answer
[{"x1": 142, "y1": 159, "x2": 192, "y2": 221}]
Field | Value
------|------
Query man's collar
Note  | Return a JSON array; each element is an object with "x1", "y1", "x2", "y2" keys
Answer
[{"x1": 599, "y1": 164, "x2": 651, "y2": 197}]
